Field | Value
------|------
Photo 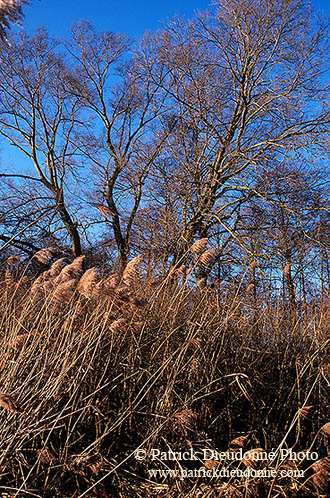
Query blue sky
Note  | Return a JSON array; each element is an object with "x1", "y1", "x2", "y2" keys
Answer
[
  {"x1": 2, "y1": 0, "x2": 330, "y2": 175},
  {"x1": 2, "y1": 0, "x2": 329, "y2": 249},
  {"x1": 20, "y1": 0, "x2": 330, "y2": 39},
  {"x1": 22, "y1": 0, "x2": 210, "y2": 39}
]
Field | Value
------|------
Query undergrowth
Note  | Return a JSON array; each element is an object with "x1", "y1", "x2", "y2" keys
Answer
[{"x1": 0, "y1": 252, "x2": 329, "y2": 497}]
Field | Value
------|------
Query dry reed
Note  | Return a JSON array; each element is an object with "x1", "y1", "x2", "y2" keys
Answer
[
  {"x1": 0, "y1": 392, "x2": 21, "y2": 413},
  {"x1": 122, "y1": 255, "x2": 142, "y2": 285},
  {"x1": 77, "y1": 267, "x2": 99, "y2": 298},
  {"x1": 311, "y1": 456, "x2": 330, "y2": 493},
  {"x1": 199, "y1": 248, "x2": 216, "y2": 267},
  {"x1": 190, "y1": 238, "x2": 208, "y2": 254},
  {"x1": 32, "y1": 247, "x2": 55, "y2": 265}
]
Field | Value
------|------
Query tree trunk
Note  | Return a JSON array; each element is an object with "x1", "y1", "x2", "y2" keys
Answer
[{"x1": 56, "y1": 193, "x2": 81, "y2": 258}]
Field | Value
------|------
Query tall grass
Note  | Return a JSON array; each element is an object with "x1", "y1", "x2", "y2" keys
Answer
[{"x1": 0, "y1": 255, "x2": 329, "y2": 497}]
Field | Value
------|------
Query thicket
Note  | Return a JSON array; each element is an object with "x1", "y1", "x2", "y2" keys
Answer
[{"x1": 0, "y1": 249, "x2": 329, "y2": 497}]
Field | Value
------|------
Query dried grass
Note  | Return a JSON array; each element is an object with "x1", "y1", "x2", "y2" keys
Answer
[
  {"x1": 190, "y1": 238, "x2": 208, "y2": 254},
  {"x1": 311, "y1": 456, "x2": 330, "y2": 493},
  {"x1": 77, "y1": 267, "x2": 99, "y2": 298},
  {"x1": 0, "y1": 263, "x2": 329, "y2": 496},
  {"x1": 32, "y1": 247, "x2": 55, "y2": 265},
  {"x1": 0, "y1": 392, "x2": 21, "y2": 413},
  {"x1": 122, "y1": 255, "x2": 142, "y2": 285},
  {"x1": 109, "y1": 318, "x2": 126, "y2": 334},
  {"x1": 199, "y1": 248, "x2": 216, "y2": 267},
  {"x1": 172, "y1": 409, "x2": 197, "y2": 428}
]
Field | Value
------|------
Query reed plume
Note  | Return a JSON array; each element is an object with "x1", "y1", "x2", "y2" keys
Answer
[
  {"x1": 0, "y1": 392, "x2": 21, "y2": 413},
  {"x1": 47, "y1": 258, "x2": 66, "y2": 278},
  {"x1": 0, "y1": 0, "x2": 31, "y2": 40},
  {"x1": 109, "y1": 318, "x2": 126, "y2": 334},
  {"x1": 321, "y1": 364, "x2": 330, "y2": 380},
  {"x1": 32, "y1": 247, "x2": 55, "y2": 265},
  {"x1": 229, "y1": 435, "x2": 248, "y2": 449},
  {"x1": 88, "y1": 457, "x2": 103, "y2": 476},
  {"x1": 226, "y1": 485, "x2": 243, "y2": 498},
  {"x1": 36, "y1": 448, "x2": 55, "y2": 464},
  {"x1": 248, "y1": 261, "x2": 257, "y2": 271},
  {"x1": 196, "y1": 277, "x2": 206, "y2": 289},
  {"x1": 298, "y1": 405, "x2": 313, "y2": 419},
  {"x1": 55, "y1": 256, "x2": 85, "y2": 283},
  {"x1": 6, "y1": 255, "x2": 20, "y2": 265},
  {"x1": 282, "y1": 264, "x2": 291, "y2": 277},
  {"x1": 61, "y1": 316, "x2": 75, "y2": 332},
  {"x1": 320, "y1": 422, "x2": 330, "y2": 440},
  {"x1": 115, "y1": 285, "x2": 131, "y2": 303},
  {"x1": 102, "y1": 274, "x2": 120, "y2": 295},
  {"x1": 311, "y1": 456, "x2": 330, "y2": 493},
  {"x1": 246, "y1": 283, "x2": 255, "y2": 295},
  {"x1": 190, "y1": 238, "x2": 208, "y2": 254},
  {"x1": 77, "y1": 267, "x2": 99, "y2": 298},
  {"x1": 4, "y1": 268, "x2": 12, "y2": 285},
  {"x1": 96, "y1": 204, "x2": 111, "y2": 218},
  {"x1": 10, "y1": 330, "x2": 39, "y2": 351},
  {"x1": 203, "y1": 459, "x2": 219, "y2": 469},
  {"x1": 185, "y1": 337, "x2": 203, "y2": 349},
  {"x1": 199, "y1": 248, "x2": 216, "y2": 267},
  {"x1": 172, "y1": 409, "x2": 197, "y2": 428},
  {"x1": 122, "y1": 255, "x2": 142, "y2": 285},
  {"x1": 241, "y1": 448, "x2": 265, "y2": 468},
  {"x1": 91, "y1": 281, "x2": 105, "y2": 298},
  {"x1": 52, "y1": 278, "x2": 77, "y2": 304},
  {"x1": 130, "y1": 296, "x2": 147, "y2": 308},
  {"x1": 104, "y1": 274, "x2": 121, "y2": 288}
]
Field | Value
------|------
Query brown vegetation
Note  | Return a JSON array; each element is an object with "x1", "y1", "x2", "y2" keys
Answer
[
  {"x1": 0, "y1": 254, "x2": 329, "y2": 497},
  {"x1": 1, "y1": 0, "x2": 330, "y2": 496}
]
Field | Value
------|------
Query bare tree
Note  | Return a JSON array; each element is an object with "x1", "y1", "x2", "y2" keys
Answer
[
  {"x1": 0, "y1": 0, "x2": 30, "y2": 39},
  {"x1": 65, "y1": 23, "x2": 171, "y2": 271},
  {"x1": 145, "y1": 0, "x2": 330, "y2": 271},
  {"x1": 0, "y1": 28, "x2": 83, "y2": 257},
  {"x1": 1, "y1": 0, "x2": 330, "y2": 287}
]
